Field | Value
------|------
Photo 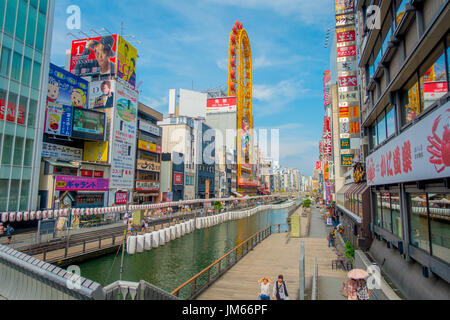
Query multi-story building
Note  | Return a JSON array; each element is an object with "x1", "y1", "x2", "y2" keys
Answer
[
  {"x1": 193, "y1": 119, "x2": 215, "y2": 199},
  {"x1": 134, "y1": 102, "x2": 163, "y2": 204},
  {"x1": 0, "y1": 0, "x2": 55, "y2": 212},
  {"x1": 357, "y1": 0, "x2": 450, "y2": 299}
]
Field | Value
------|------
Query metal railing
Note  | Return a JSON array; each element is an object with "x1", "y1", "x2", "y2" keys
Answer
[
  {"x1": 170, "y1": 224, "x2": 281, "y2": 300},
  {"x1": 299, "y1": 241, "x2": 305, "y2": 300},
  {"x1": 312, "y1": 257, "x2": 318, "y2": 300}
]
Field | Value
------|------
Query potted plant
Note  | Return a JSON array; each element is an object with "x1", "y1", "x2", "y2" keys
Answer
[{"x1": 344, "y1": 241, "x2": 355, "y2": 264}]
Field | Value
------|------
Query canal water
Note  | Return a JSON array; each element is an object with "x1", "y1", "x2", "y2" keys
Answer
[{"x1": 78, "y1": 201, "x2": 301, "y2": 294}]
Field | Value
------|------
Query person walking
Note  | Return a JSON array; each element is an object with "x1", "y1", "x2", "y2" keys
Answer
[
  {"x1": 356, "y1": 279, "x2": 371, "y2": 300},
  {"x1": 257, "y1": 277, "x2": 272, "y2": 300},
  {"x1": 328, "y1": 230, "x2": 335, "y2": 247},
  {"x1": 6, "y1": 224, "x2": 14, "y2": 245},
  {"x1": 272, "y1": 275, "x2": 289, "y2": 300},
  {"x1": 341, "y1": 279, "x2": 357, "y2": 300}
]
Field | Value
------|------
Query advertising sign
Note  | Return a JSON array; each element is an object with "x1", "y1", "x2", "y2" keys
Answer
[
  {"x1": 135, "y1": 181, "x2": 160, "y2": 191},
  {"x1": 42, "y1": 142, "x2": 83, "y2": 161},
  {"x1": 423, "y1": 81, "x2": 448, "y2": 109},
  {"x1": 336, "y1": 30, "x2": 356, "y2": 43},
  {"x1": 70, "y1": 35, "x2": 118, "y2": 76},
  {"x1": 138, "y1": 140, "x2": 162, "y2": 154},
  {"x1": 341, "y1": 138, "x2": 351, "y2": 150},
  {"x1": 238, "y1": 178, "x2": 259, "y2": 187},
  {"x1": 339, "y1": 75, "x2": 358, "y2": 88},
  {"x1": 0, "y1": 99, "x2": 25, "y2": 125},
  {"x1": 88, "y1": 80, "x2": 116, "y2": 110},
  {"x1": 337, "y1": 45, "x2": 356, "y2": 58},
  {"x1": 137, "y1": 159, "x2": 161, "y2": 172},
  {"x1": 44, "y1": 104, "x2": 73, "y2": 136},
  {"x1": 341, "y1": 154, "x2": 355, "y2": 166},
  {"x1": 83, "y1": 141, "x2": 108, "y2": 162},
  {"x1": 337, "y1": 60, "x2": 357, "y2": 72},
  {"x1": 336, "y1": 14, "x2": 355, "y2": 27},
  {"x1": 316, "y1": 161, "x2": 322, "y2": 171},
  {"x1": 138, "y1": 120, "x2": 161, "y2": 136},
  {"x1": 173, "y1": 172, "x2": 183, "y2": 185},
  {"x1": 335, "y1": 0, "x2": 354, "y2": 15},
  {"x1": 48, "y1": 63, "x2": 88, "y2": 108},
  {"x1": 115, "y1": 192, "x2": 128, "y2": 204},
  {"x1": 55, "y1": 176, "x2": 109, "y2": 191},
  {"x1": 110, "y1": 81, "x2": 138, "y2": 189},
  {"x1": 72, "y1": 108, "x2": 105, "y2": 140},
  {"x1": 117, "y1": 36, "x2": 137, "y2": 88},
  {"x1": 207, "y1": 96, "x2": 237, "y2": 113},
  {"x1": 367, "y1": 102, "x2": 450, "y2": 186}
]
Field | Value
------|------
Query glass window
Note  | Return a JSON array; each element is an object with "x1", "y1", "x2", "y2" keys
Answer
[
  {"x1": 386, "y1": 105, "x2": 395, "y2": 138},
  {"x1": 371, "y1": 122, "x2": 378, "y2": 149},
  {"x1": 382, "y1": 27, "x2": 392, "y2": 56},
  {"x1": 27, "y1": 98, "x2": 37, "y2": 127},
  {"x1": 11, "y1": 51, "x2": 22, "y2": 81},
  {"x1": 8, "y1": 179, "x2": 19, "y2": 211},
  {"x1": 382, "y1": 192, "x2": 392, "y2": 232},
  {"x1": 16, "y1": 0, "x2": 28, "y2": 41},
  {"x1": 39, "y1": 0, "x2": 48, "y2": 14},
  {"x1": 419, "y1": 44, "x2": 448, "y2": 111},
  {"x1": 0, "y1": 180, "x2": 8, "y2": 210},
  {"x1": 373, "y1": 50, "x2": 382, "y2": 75},
  {"x1": 30, "y1": 0, "x2": 38, "y2": 9},
  {"x1": 391, "y1": 193, "x2": 402, "y2": 238},
  {"x1": 21, "y1": 57, "x2": 31, "y2": 85},
  {"x1": 13, "y1": 137, "x2": 24, "y2": 166},
  {"x1": 1, "y1": 135, "x2": 12, "y2": 164},
  {"x1": 377, "y1": 112, "x2": 387, "y2": 144},
  {"x1": 0, "y1": 0, "x2": 5, "y2": 30},
  {"x1": 19, "y1": 180, "x2": 30, "y2": 211},
  {"x1": 409, "y1": 193, "x2": 430, "y2": 253},
  {"x1": 35, "y1": 12, "x2": 46, "y2": 52},
  {"x1": 401, "y1": 75, "x2": 421, "y2": 125},
  {"x1": 374, "y1": 192, "x2": 382, "y2": 227},
  {"x1": 428, "y1": 194, "x2": 450, "y2": 263},
  {"x1": 395, "y1": 0, "x2": 407, "y2": 28},
  {"x1": 23, "y1": 138, "x2": 33, "y2": 166},
  {"x1": 25, "y1": 6, "x2": 37, "y2": 47},
  {"x1": 4, "y1": 0, "x2": 18, "y2": 35},
  {"x1": 0, "y1": 46, "x2": 12, "y2": 77},
  {"x1": 31, "y1": 61, "x2": 41, "y2": 89}
]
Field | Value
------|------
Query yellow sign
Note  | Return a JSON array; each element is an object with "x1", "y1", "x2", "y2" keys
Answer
[
  {"x1": 117, "y1": 36, "x2": 137, "y2": 88},
  {"x1": 84, "y1": 141, "x2": 109, "y2": 162},
  {"x1": 138, "y1": 140, "x2": 161, "y2": 154}
]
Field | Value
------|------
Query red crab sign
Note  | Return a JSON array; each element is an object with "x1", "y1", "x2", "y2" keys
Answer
[{"x1": 366, "y1": 104, "x2": 450, "y2": 186}]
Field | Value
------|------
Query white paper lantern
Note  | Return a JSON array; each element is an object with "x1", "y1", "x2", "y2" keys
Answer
[
  {"x1": 9, "y1": 212, "x2": 16, "y2": 222},
  {"x1": 16, "y1": 212, "x2": 23, "y2": 222}
]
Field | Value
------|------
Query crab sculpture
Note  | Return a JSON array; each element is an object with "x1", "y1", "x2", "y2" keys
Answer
[{"x1": 427, "y1": 108, "x2": 450, "y2": 173}]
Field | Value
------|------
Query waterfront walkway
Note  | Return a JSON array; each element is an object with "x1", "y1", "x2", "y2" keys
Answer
[{"x1": 196, "y1": 206, "x2": 347, "y2": 300}]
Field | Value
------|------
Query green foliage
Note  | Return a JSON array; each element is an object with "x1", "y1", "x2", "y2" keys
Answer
[
  {"x1": 214, "y1": 201, "x2": 223, "y2": 212},
  {"x1": 302, "y1": 199, "x2": 312, "y2": 208},
  {"x1": 344, "y1": 241, "x2": 355, "y2": 263}
]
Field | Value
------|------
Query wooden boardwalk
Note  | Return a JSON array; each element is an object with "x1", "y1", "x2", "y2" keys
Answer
[{"x1": 196, "y1": 207, "x2": 347, "y2": 300}]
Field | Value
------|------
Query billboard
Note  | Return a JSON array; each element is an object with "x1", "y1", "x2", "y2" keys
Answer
[
  {"x1": 135, "y1": 181, "x2": 160, "y2": 191},
  {"x1": 138, "y1": 120, "x2": 161, "y2": 136},
  {"x1": 55, "y1": 176, "x2": 109, "y2": 191},
  {"x1": 337, "y1": 45, "x2": 357, "y2": 58},
  {"x1": 341, "y1": 154, "x2": 354, "y2": 166},
  {"x1": 42, "y1": 143, "x2": 83, "y2": 161},
  {"x1": 340, "y1": 139, "x2": 351, "y2": 150},
  {"x1": 138, "y1": 140, "x2": 162, "y2": 154},
  {"x1": 207, "y1": 97, "x2": 237, "y2": 113},
  {"x1": 115, "y1": 192, "x2": 128, "y2": 204},
  {"x1": 83, "y1": 141, "x2": 108, "y2": 162},
  {"x1": 70, "y1": 35, "x2": 118, "y2": 76},
  {"x1": 0, "y1": 99, "x2": 25, "y2": 125},
  {"x1": 72, "y1": 108, "x2": 105, "y2": 140},
  {"x1": 367, "y1": 102, "x2": 450, "y2": 186},
  {"x1": 110, "y1": 81, "x2": 138, "y2": 189},
  {"x1": 173, "y1": 172, "x2": 183, "y2": 185},
  {"x1": 48, "y1": 63, "x2": 88, "y2": 108},
  {"x1": 336, "y1": 30, "x2": 356, "y2": 43},
  {"x1": 335, "y1": 0, "x2": 354, "y2": 15},
  {"x1": 117, "y1": 36, "x2": 137, "y2": 88},
  {"x1": 88, "y1": 80, "x2": 116, "y2": 110},
  {"x1": 44, "y1": 104, "x2": 73, "y2": 137},
  {"x1": 137, "y1": 159, "x2": 161, "y2": 172}
]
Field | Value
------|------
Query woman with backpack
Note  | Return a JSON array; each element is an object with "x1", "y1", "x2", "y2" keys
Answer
[{"x1": 272, "y1": 275, "x2": 289, "y2": 300}]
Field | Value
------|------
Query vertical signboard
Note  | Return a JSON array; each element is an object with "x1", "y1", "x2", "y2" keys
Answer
[
  {"x1": 110, "y1": 80, "x2": 138, "y2": 189},
  {"x1": 117, "y1": 36, "x2": 137, "y2": 88}
]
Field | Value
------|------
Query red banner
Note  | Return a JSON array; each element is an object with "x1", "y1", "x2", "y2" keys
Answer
[
  {"x1": 0, "y1": 99, "x2": 25, "y2": 125},
  {"x1": 337, "y1": 45, "x2": 356, "y2": 58},
  {"x1": 174, "y1": 172, "x2": 183, "y2": 185},
  {"x1": 339, "y1": 76, "x2": 358, "y2": 87},
  {"x1": 337, "y1": 30, "x2": 356, "y2": 43}
]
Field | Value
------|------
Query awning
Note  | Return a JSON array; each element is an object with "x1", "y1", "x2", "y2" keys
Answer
[
  {"x1": 336, "y1": 183, "x2": 352, "y2": 195},
  {"x1": 46, "y1": 160, "x2": 78, "y2": 168},
  {"x1": 337, "y1": 204, "x2": 362, "y2": 224}
]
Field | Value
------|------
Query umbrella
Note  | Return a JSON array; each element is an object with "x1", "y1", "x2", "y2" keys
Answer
[{"x1": 347, "y1": 269, "x2": 369, "y2": 280}]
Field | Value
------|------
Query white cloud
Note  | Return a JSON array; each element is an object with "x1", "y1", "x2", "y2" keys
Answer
[{"x1": 253, "y1": 79, "x2": 310, "y2": 102}]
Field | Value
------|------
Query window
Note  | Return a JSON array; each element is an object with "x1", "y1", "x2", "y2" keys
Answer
[
  {"x1": 401, "y1": 74, "x2": 421, "y2": 125},
  {"x1": 374, "y1": 192, "x2": 382, "y2": 227},
  {"x1": 19, "y1": 180, "x2": 29, "y2": 211},
  {"x1": 13, "y1": 137, "x2": 24, "y2": 166},
  {"x1": 0, "y1": 46, "x2": 12, "y2": 77},
  {"x1": 395, "y1": 0, "x2": 407, "y2": 28},
  {"x1": 428, "y1": 194, "x2": 450, "y2": 263},
  {"x1": 8, "y1": 180, "x2": 19, "y2": 212},
  {"x1": 0, "y1": 0, "x2": 5, "y2": 30},
  {"x1": 21, "y1": 57, "x2": 31, "y2": 85},
  {"x1": 419, "y1": 44, "x2": 448, "y2": 111},
  {"x1": 23, "y1": 139, "x2": 33, "y2": 167},
  {"x1": 386, "y1": 105, "x2": 396, "y2": 138},
  {"x1": 31, "y1": 61, "x2": 41, "y2": 89},
  {"x1": 2, "y1": 135, "x2": 13, "y2": 164},
  {"x1": 371, "y1": 123, "x2": 378, "y2": 150},
  {"x1": 0, "y1": 180, "x2": 8, "y2": 210},
  {"x1": 27, "y1": 99, "x2": 37, "y2": 127},
  {"x1": 25, "y1": 6, "x2": 37, "y2": 47},
  {"x1": 377, "y1": 112, "x2": 387, "y2": 144},
  {"x1": 382, "y1": 192, "x2": 392, "y2": 232},
  {"x1": 391, "y1": 193, "x2": 402, "y2": 238},
  {"x1": 11, "y1": 51, "x2": 22, "y2": 81},
  {"x1": 409, "y1": 193, "x2": 430, "y2": 253},
  {"x1": 16, "y1": 0, "x2": 28, "y2": 41},
  {"x1": 35, "y1": 12, "x2": 46, "y2": 51},
  {"x1": 4, "y1": 0, "x2": 18, "y2": 35},
  {"x1": 39, "y1": 0, "x2": 48, "y2": 14}
]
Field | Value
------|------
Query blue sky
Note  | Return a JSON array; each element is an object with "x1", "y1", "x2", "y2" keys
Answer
[{"x1": 50, "y1": 0, "x2": 335, "y2": 176}]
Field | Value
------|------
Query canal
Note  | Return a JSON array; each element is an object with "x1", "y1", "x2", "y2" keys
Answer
[{"x1": 78, "y1": 200, "x2": 301, "y2": 295}]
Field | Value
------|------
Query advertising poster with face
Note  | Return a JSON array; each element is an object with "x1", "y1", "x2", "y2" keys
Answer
[
  {"x1": 89, "y1": 80, "x2": 116, "y2": 109},
  {"x1": 110, "y1": 81, "x2": 138, "y2": 189},
  {"x1": 47, "y1": 63, "x2": 88, "y2": 108},
  {"x1": 117, "y1": 36, "x2": 137, "y2": 88},
  {"x1": 44, "y1": 104, "x2": 73, "y2": 137},
  {"x1": 70, "y1": 35, "x2": 118, "y2": 77}
]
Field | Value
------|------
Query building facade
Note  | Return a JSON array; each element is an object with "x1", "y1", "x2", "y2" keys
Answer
[
  {"x1": 0, "y1": 0, "x2": 55, "y2": 211},
  {"x1": 357, "y1": 0, "x2": 449, "y2": 299}
]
